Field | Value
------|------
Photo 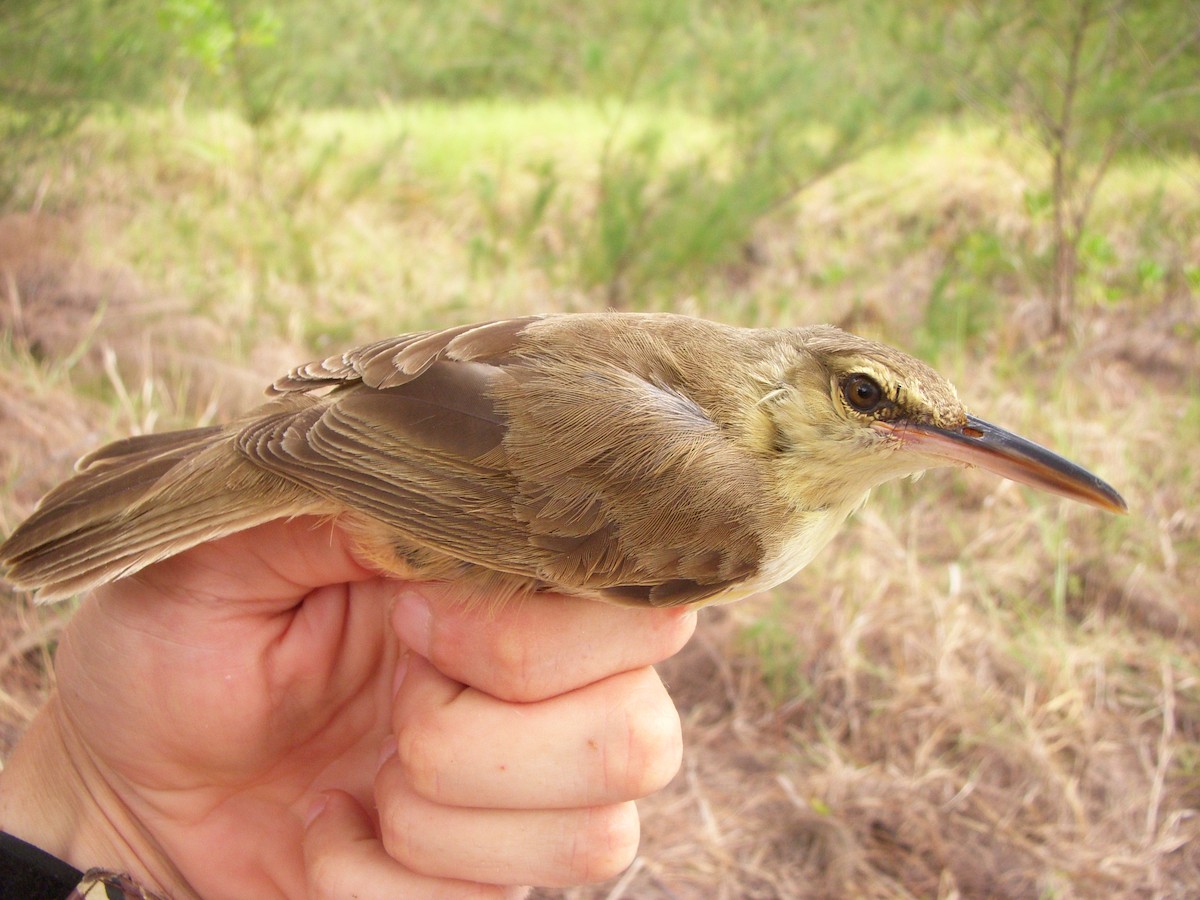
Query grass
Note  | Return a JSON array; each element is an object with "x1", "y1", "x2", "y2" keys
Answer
[{"x1": 2, "y1": 98, "x2": 1198, "y2": 898}]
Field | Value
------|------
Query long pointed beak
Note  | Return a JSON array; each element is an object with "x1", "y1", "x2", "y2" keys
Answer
[{"x1": 874, "y1": 415, "x2": 1128, "y2": 514}]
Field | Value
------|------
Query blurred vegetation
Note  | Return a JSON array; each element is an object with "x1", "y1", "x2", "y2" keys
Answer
[
  {"x1": 929, "y1": 0, "x2": 1200, "y2": 330},
  {"x1": 2, "y1": 0, "x2": 1195, "y2": 334}
]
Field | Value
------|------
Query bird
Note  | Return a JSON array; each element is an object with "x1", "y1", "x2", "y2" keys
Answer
[{"x1": 0, "y1": 312, "x2": 1126, "y2": 607}]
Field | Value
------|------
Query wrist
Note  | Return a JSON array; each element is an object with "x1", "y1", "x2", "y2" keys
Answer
[{"x1": 0, "y1": 693, "x2": 184, "y2": 895}]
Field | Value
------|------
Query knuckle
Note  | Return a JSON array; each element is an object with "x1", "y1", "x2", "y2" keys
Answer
[
  {"x1": 304, "y1": 855, "x2": 337, "y2": 898},
  {"x1": 436, "y1": 887, "x2": 512, "y2": 900},
  {"x1": 304, "y1": 845, "x2": 362, "y2": 900},
  {"x1": 655, "y1": 607, "x2": 699, "y2": 656},
  {"x1": 429, "y1": 605, "x2": 540, "y2": 702},
  {"x1": 562, "y1": 802, "x2": 641, "y2": 883},
  {"x1": 395, "y1": 713, "x2": 453, "y2": 803},
  {"x1": 604, "y1": 674, "x2": 683, "y2": 796},
  {"x1": 480, "y1": 620, "x2": 539, "y2": 701},
  {"x1": 376, "y1": 802, "x2": 420, "y2": 870}
]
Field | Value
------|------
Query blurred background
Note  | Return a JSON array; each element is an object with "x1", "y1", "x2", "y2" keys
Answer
[{"x1": 1, "y1": 1, "x2": 1197, "y2": 896}]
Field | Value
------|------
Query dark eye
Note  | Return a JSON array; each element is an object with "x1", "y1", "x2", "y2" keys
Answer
[{"x1": 843, "y1": 374, "x2": 885, "y2": 413}]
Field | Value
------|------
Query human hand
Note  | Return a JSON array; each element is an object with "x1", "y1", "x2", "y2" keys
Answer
[{"x1": 0, "y1": 517, "x2": 695, "y2": 898}]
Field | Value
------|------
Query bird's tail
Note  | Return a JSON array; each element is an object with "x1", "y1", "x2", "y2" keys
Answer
[{"x1": 1, "y1": 426, "x2": 311, "y2": 601}]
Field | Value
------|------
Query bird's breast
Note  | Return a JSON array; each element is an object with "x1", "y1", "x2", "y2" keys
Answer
[{"x1": 700, "y1": 501, "x2": 861, "y2": 606}]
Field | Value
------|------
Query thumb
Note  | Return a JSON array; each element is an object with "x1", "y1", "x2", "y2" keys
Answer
[{"x1": 122, "y1": 517, "x2": 378, "y2": 607}]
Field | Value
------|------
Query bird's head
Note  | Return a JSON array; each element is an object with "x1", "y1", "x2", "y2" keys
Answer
[{"x1": 756, "y1": 326, "x2": 1126, "y2": 515}]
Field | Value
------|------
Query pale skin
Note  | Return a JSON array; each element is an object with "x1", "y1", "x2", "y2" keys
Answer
[{"x1": 0, "y1": 518, "x2": 695, "y2": 899}]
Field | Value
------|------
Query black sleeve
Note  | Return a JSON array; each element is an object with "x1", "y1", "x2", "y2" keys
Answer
[{"x1": 0, "y1": 831, "x2": 82, "y2": 900}]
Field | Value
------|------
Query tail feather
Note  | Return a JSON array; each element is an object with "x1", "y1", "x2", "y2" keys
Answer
[
  {"x1": 1, "y1": 426, "x2": 317, "y2": 601},
  {"x1": 3, "y1": 432, "x2": 221, "y2": 556}
]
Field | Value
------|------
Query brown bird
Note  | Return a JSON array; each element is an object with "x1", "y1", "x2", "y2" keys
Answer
[{"x1": 0, "y1": 313, "x2": 1126, "y2": 606}]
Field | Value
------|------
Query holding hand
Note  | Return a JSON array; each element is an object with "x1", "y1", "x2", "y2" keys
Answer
[{"x1": 0, "y1": 518, "x2": 694, "y2": 899}]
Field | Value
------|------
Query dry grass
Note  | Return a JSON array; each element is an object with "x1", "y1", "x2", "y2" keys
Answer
[{"x1": 2, "y1": 107, "x2": 1198, "y2": 898}]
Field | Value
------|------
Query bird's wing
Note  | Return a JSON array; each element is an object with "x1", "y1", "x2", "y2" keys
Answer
[
  {"x1": 268, "y1": 316, "x2": 545, "y2": 392},
  {"x1": 239, "y1": 317, "x2": 769, "y2": 606},
  {"x1": 240, "y1": 357, "x2": 534, "y2": 569}
]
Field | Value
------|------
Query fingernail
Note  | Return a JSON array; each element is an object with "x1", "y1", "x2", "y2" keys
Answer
[
  {"x1": 391, "y1": 588, "x2": 433, "y2": 657},
  {"x1": 376, "y1": 735, "x2": 398, "y2": 774},
  {"x1": 303, "y1": 793, "x2": 329, "y2": 829}
]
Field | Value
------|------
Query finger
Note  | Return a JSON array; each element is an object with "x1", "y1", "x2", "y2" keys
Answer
[
  {"x1": 374, "y1": 769, "x2": 641, "y2": 887},
  {"x1": 303, "y1": 790, "x2": 524, "y2": 900},
  {"x1": 392, "y1": 655, "x2": 682, "y2": 809},
  {"x1": 391, "y1": 584, "x2": 697, "y2": 702}
]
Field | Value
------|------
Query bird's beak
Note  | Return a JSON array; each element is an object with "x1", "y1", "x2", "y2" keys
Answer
[{"x1": 873, "y1": 415, "x2": 1128, "y2": 514}]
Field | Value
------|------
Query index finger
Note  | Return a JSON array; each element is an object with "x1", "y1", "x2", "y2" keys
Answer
[{"x1": 390, "y1": 584, "x2": 697, "y2": 702}]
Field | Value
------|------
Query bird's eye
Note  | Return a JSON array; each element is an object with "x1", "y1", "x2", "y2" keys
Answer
[{"x1": 843, "y1": 374, "x2": 886, "y2": 413}]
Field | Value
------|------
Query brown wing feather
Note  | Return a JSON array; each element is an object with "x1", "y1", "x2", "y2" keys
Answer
[
  {"x1": 495, "y1": 359, "x2": 770, "y2": 605},
  {"x1": 244, "y1": 320, "x2": 772, "y2": 607},
  {"x1": 77, "y1": 427, "x2": 226, "y2": 470},
  {"x1": 242, "y1": 363, "x2": 533, "y2": 571},
  {"x1": 269, "y1": 316, "x2": 544, "y2": 393},
  {"x1": 1, "y1": 426, "x2": 314, "y2": 599},
  {"x1": 2, "y1": 427, "x2": 225, "y2": 559}
]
